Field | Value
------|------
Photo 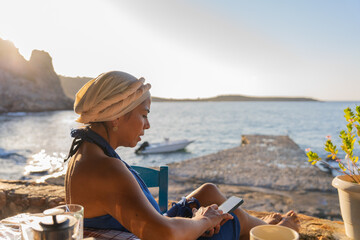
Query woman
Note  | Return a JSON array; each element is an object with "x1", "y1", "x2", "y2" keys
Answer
[{"x1": 65, "y1": 71, "x2": 299, "y2": 240}]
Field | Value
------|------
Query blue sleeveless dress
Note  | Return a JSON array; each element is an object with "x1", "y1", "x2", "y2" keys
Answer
[{"x1": 70, "y1": 128, "x2": 240, "y2": 239}]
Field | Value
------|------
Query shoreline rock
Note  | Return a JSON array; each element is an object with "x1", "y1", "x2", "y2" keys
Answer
[
  {"x1": 166, "y1": 135, "x2": 341, "y2": 221},
  {"x1": 168, "y1": 135, "x2": 335, "y2": 192}
]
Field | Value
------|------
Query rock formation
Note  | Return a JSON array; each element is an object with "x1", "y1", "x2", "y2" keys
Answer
[{"x1": 0, "y1": 38, "x2": 72, "y2": 112}]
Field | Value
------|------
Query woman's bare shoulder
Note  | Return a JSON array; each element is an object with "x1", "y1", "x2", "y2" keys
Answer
[
  {"x1": 82, "y1": 153, "x2": 128, "y2": 179},
  {"x1": 66, "y1": 144, "x2": 137, "y2": 216},
  {"x1": 69, "y1": 142, "x2": 130, "y2": 187},
  {"x1": 91, "y1": 155, "x2": 130, "y2": 180}
]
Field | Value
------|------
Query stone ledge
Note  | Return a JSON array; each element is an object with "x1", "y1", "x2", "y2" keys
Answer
[{"x1": 0, "y1": 180, "x2": 65, "y2": 219}]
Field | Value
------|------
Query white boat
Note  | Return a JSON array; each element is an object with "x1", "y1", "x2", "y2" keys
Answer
[
  {"x1": 314, "y1": 158, "x2": 349, "y2": 177},
  {"x1": 135, "y1": 138, "x2": 194, "y2": 154}
]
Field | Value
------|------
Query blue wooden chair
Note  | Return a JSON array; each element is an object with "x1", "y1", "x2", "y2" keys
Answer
[{"x1": 131, "y1": 165, "x2": 168, "y2": 213}]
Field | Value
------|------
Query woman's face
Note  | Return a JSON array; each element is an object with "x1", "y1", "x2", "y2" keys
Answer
[{"x1": 116, "y1": 97, "x2": 151, "y2": 147}]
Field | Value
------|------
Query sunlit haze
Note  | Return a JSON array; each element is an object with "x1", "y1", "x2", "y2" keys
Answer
[{"x1": 1, "y1": 0, "x2": 359, "y2": 100}]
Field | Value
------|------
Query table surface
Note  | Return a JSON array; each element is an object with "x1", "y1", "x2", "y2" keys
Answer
[
  {"x1": 0, "y1": 213, "x2": 139, "y2": 240},
  {"x1": 1, "y1": 212, "x2": 352, "y2": 240}
]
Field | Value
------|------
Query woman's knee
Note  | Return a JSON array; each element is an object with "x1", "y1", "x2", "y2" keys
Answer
[
  {"x1": 199, "y1": 182, "x2": 219, "y2": 193},
  {"x1": 193, "y1": 183, "x2": 227, "y2": 206},
  {"x1": 187, "y1": 183, "x2": 224, "y2": 204},
  {"x1": 197, "y1": 183, "x2": 224, "y2": 199}
]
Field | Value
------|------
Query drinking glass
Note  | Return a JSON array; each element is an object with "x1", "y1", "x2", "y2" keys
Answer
[{"x1": 54, "y1": 204, "x2": 84, "y2": 240}]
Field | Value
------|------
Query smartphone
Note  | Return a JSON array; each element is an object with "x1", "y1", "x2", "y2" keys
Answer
[{"x1": 218, "y1": 196, "x2": 244, "y2": 214}]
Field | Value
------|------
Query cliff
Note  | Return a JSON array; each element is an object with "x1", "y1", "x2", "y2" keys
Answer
[{"x1": 0, "y1": 38, "x2": 72, "y2": 112}]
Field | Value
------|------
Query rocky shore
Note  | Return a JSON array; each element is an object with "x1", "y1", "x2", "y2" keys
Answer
[
  {"x1": 166, "y1": 135, "x2": 340, "y2": 220},
  {"x1": 0, "y1": 135, "x2": 349, "y2": 239}
]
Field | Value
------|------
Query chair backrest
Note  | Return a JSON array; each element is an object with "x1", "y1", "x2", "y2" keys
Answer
[{"x1": 131, "y1": 165, "x2": 168, "y2": 213}]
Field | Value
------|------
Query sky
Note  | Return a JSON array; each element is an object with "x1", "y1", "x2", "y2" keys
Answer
[{"x1": 0, "y1": 0, "x2": 359, "y2": 101}]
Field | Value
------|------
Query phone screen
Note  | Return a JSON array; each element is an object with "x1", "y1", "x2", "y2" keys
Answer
[{"x1": 218, "y1": 196, "x2": 244, "y2": 213}]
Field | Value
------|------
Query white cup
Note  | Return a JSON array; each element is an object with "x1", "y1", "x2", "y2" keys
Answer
[
  {"x1": 250, "y1": 225, "x2": 299, "y2": 240},
  {"x1": 54, "y1": 204, "x2": 84, "y2": 240}
]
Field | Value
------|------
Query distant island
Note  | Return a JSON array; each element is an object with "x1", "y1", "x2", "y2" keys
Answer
[
  {"x1": 60, "y1": 76, "x2": 318, "y2": 102},
  {"x1": 151, "y1": 95, "x2": 318, "y2": 102}
]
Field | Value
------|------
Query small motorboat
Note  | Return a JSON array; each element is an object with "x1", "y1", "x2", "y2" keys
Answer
[
  {"x1": 135, "y1": 138, "x2": 194, "y2": 154},
  {"x1": 314, "y1": 157, "x2": 348, "y2": 177}
]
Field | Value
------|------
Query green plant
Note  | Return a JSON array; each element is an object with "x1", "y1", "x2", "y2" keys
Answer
[{"x1": 307, "y1": 106, "x2": 360, "y2": 184}]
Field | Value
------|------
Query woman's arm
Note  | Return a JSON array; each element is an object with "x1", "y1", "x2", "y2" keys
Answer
[{"x1": 94, "y1": 158, "x2": 232, "y2": 240}]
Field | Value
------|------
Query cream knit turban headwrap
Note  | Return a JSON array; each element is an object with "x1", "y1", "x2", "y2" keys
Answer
[{"x1": 74, "y1": 71, "x2": 151, "y2": 124}]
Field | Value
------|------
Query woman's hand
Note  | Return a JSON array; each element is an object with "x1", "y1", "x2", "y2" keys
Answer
[{"x1": 192, "y1": 204, "x2": 233, "y2": 237}]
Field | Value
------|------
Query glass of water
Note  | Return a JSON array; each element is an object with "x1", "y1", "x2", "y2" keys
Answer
[{"x1": 54, "y1": 204, "x2": 84, "y2": 240}]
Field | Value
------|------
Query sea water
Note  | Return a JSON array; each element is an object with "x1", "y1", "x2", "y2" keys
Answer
[{"x1": 0, "y1": 101, "x2": 359, "y2": 180}]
